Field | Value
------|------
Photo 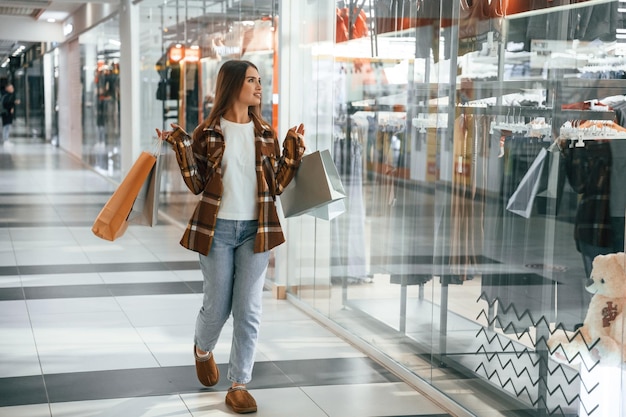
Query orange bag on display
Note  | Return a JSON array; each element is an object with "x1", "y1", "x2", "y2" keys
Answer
[{"x1": 92, "y1": 151, "x2": 157, "y2": 241}]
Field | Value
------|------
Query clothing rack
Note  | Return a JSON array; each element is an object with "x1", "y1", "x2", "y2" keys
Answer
[
  {"x1": 490, "y1": 117, "x2": 552, "y2": 137},
  {"x1": 559, "y1": 120, "x2": 626, "y2": 144},
  {"x1": 412, "y1": 114, "x2": 448, "y2": 132}
]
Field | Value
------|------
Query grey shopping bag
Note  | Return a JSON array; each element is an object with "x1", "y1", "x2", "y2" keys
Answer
[
  {"x1": 280, "y1": 149, "x2": 346, "y2": 219},
  {"x1": 128, "y1": 143, "x2": 164, "y2": 226},
  {"x1": 92, "y1": 151, "x2": 156, "y2": 241}
]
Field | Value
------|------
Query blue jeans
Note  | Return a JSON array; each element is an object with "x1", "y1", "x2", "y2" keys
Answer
[
  {"x1": 2, "y1": 124, "x2": 11, "y2": 142},
  {"x1": 195, "y1": 219, "x2": 269, "y2": 384}
]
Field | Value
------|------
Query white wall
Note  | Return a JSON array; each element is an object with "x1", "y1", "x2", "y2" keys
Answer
[
  {"x1": 0, "y1": 18, "x2": 63, "y2": 43},
  {"x1": 57, "y1": 39, "x2": 82, "y2": 157},
  {"x1": 118, "y1": 0, "x2": 141, "y2": 174}
]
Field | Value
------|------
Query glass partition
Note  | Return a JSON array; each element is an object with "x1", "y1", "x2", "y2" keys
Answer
[
  {"x1": 79, "y1": 15, "x2": 121, "y2": 176},
  {"x1": 286, "y1": 1, "x2": 626, "y2": 416}
]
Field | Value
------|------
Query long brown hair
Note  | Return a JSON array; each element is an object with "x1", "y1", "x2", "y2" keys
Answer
[{"x1": 194, "y1": 60, "x2": 267, "y2": 140}]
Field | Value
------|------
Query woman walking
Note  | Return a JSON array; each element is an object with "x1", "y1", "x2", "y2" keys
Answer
[{"x1": 158, "y1": 59, "x2": 305, "y2": 413}]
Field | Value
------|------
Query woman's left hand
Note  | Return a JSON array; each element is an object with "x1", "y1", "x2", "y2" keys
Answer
[{"x1": 292, "y1": 123, "x2": 305, "y2": 148}]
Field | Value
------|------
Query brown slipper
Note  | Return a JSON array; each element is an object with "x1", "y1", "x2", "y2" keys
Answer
[
  {"x1": 225, "y1": 386, "x2": 257, "y2": 414},
  {"x1": 194, "y1": 345, "x2": 219, "y2": 387}
]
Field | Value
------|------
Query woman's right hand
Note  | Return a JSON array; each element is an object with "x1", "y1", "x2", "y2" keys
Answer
[{"x1": 155, "y1": 123, "x2": 181, "y2": 145}]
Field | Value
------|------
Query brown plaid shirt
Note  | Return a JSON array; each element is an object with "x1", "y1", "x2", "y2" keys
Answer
[{"x1": 167, "y1": 114, "x2": 305, "y2": 255}]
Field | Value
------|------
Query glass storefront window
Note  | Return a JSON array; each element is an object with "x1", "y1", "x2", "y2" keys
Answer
[
  {"x1": 287, "y1": 1, "x2": 626, "y2": 416},
  {"x1": 79, "y1": 15, "x2": 121, "y2": 177}
]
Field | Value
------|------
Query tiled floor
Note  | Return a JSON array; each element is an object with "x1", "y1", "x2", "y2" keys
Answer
[{"x1": 0, "y1": 138, "x2": 455, "y2": 416}]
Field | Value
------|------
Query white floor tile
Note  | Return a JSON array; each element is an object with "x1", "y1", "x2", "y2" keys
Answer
[
  {"x1": 26, "y1": 298, "x2": 122, "y2": 316},
  {"x1": 152, "y1": 251, "x2": 199, "y2": 263},
  {"x1": 31, "y1": 313, "x2": 142, "y2": 346},
  {"x1": 0, "y1": 195, "x2": 50, "y2": 205},
  {"x1": 20, "y1": 273, "x2": 104, "y2": 287},
  {"x1": 260, "y1": 297, "x2": 313, "y2": 323},
  {"x1": 38, "y1": 343, "x2": 160, "y2": 374},
  {"x1": 302, "y1": 382, "x2": 449, "y2": 416},
  {"x1": 0, "y1": 343, "x2": 41, "y2": 378},
  {"x1": 0, "y1": 251, "x2": 17, "y2": 267},
  {"x1": 116, "y1": 294, "x2": 200, "y2": 327},
  {"x1": 50, "y1": 396, "x2": 192, "y2": 417},
  {"x1": 46, "y1": 193, "x2": 111, "y2": 205},
  {"x1": 0, "y1": 326, "x2": 35, "y2": 346},
  {"x1": 257, "y1": 319, "x2": 364, "y2": 362},
  {"x1": 171, "y1": 270, "x2": 202, "y2": 282},
  {"x1": 182, "y1": 387, "x2": 329, "y2": 417},
  {"x1": 34, "y1": 325, "x2": 145, "y2": 348},
  {"x1": 99, "y1": 270, "x2": 181, "y2": 284},
  {"x1": 14, "y1": 248, "x2": 91, "y2": 266},
  {"x1": 9, "y1": 227, "x2": 78, "y2": 247},
  {"x1": 143, "y1": 342, "x2": 194, "y2": 367},
  {"x1": 180, "y1": 392, "x2": 234, "y2": 416},
  {"x1": 0, "y1": 300, "x2": 29, "y2": 319},
  {"x1": 0, "y1": 404, "x2": 51, "y2": 417},
  {"x1": 0, "y1": 275, "x2": 21, "y2": 288},
  {"x1": 140, "y1": 322, "x2": 236, "y2": 366},
  {"x1": 83, "y1": 243, "x2": 161, "y2": 264},
  {"x1": 134, "y1": 324, "x2": 196, "y2": 345}
]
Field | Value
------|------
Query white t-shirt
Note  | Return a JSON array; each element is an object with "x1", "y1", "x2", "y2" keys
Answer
[{"x1": 218, "y1": 117, "x2": 258, "y2": 220}]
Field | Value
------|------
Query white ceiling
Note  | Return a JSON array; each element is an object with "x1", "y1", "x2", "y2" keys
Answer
[
  {"x1": 0, "y1": 0, "x2": 278, "y2": 71},
  {"x1": 0, "y1": 0, "x2": 119, "y2": 69}
]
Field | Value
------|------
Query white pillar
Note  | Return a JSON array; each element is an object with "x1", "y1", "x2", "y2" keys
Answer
[
  {"x1": 118, "y1": 0, "x2": 141, "y2": 174},
  {"x1": 57, "y1": 39, "x2": 82, "y2": 158},
  {"x1": 43, "y1": 52, "x2": 53, "y2": 143}
]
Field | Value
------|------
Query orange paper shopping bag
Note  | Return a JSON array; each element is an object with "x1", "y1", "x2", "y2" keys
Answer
[{"x1": 92, "y1": 151, "x2": 157, "y2": 241}]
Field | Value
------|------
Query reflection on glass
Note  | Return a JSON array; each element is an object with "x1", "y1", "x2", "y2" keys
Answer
[{"x1": 308, "y1": 1, "x2": 626, "y2": 417}]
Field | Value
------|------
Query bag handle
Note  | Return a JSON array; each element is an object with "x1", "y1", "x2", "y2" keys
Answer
[{"x1": 150, "y1": 135, "x2": 164, "y2": 157}]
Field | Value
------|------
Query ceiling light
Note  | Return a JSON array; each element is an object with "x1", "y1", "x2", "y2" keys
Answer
[
  {"x1": 63, "y1": 23, "x2": 73, "y2": 37},
  {"x1": 2, "y1": 0, "x2": 50, "y2": 6}
]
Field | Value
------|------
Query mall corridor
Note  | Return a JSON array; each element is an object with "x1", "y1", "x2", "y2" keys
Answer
[{"x1": 0, "y1": 133, "x2": 454, "y2": 416}]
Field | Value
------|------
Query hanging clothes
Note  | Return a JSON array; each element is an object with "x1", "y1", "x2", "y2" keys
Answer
[
  {"x1": 561, "y1": 140, "x2": 613, "y2": 252},
  {"x1": 449, "y1": 112, "x2": 489, "y2": 281}
]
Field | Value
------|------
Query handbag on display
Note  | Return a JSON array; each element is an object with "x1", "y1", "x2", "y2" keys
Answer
[
  {"x1": 279, "y1": 149, "x2": 347, "y2": 220},
  {"x1": 92, "y1": 140, "x2": 163, "y2": 240}
]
